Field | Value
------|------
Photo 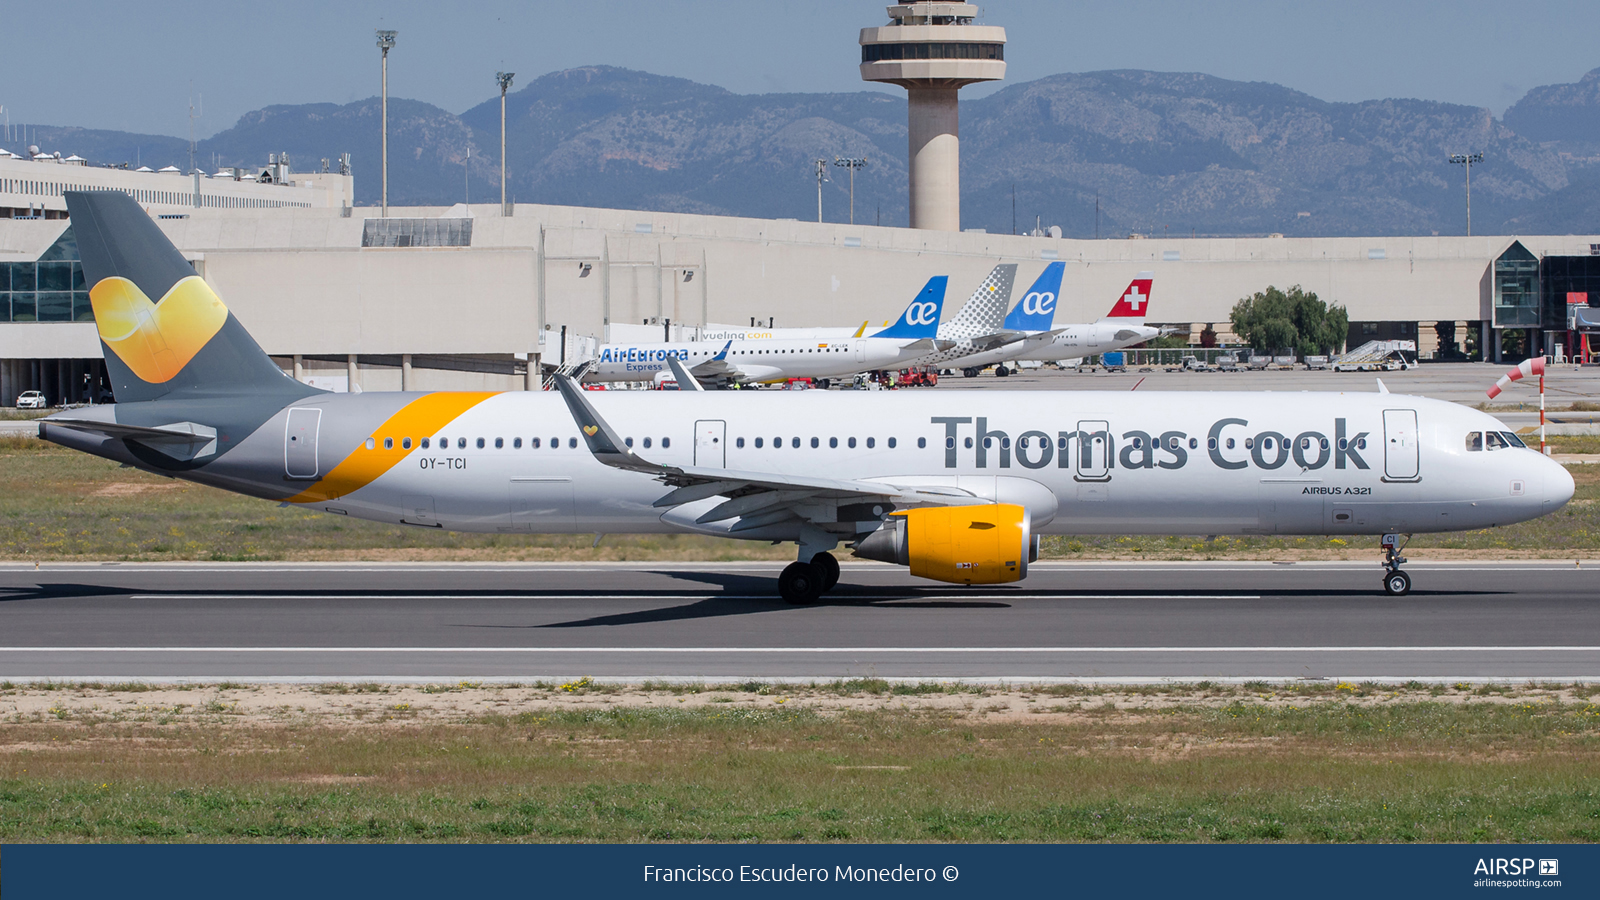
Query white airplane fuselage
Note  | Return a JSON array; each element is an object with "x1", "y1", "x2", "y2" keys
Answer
[
  {"x1": 57, "y1": 390, "x2": 1571, "y2": 542},
  {"x1": 944, "y1": 321, "x2": 1163, "y2": 370},
  {"x1": 585, "y1": 336, "x2": 923, "y2": 384}
]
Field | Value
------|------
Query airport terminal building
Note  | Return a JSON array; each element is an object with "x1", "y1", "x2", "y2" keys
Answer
[{"x1": 2, "y1": 163, "x2": 1599, "y2": 403}]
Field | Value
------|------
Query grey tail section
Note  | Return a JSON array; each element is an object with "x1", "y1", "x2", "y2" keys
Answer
[{"x1": 65, "y1": 190, "x2": 316, "y2": 405}]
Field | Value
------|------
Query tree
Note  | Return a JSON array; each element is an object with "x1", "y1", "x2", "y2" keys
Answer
[{"x1": 1229, "y1": 285, "x2": 1348, "y2": 357}]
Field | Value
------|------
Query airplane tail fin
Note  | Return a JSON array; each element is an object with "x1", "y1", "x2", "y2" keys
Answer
[
  {"x1": 1002, "y1": 261, "x2": 1064, "y2": 331},
  {"x1": 65, "y1": 190, "x2": 314, "y2": 404},
  {"x1": 941, "y1": 264, "x2": 1018, "y2": 339},
  {"x1": 1100, "y1": 271, "x2": 1154, "y2": 322},
  {"x1": 872, "y1": 276, "x2": 947, "y2": 339}
]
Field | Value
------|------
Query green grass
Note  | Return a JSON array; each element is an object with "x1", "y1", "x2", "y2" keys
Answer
[
  {"x1": 2, "y1": 700, "x2": 1598, "y2": 842},
  {"x1": 1549, "y1": 435, "x2": 1600, "y2": 455}
]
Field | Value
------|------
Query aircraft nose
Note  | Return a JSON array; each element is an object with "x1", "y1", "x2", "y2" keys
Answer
[{"x1": 1541, "y1": 454, "x2": 1575, "y2": 510}]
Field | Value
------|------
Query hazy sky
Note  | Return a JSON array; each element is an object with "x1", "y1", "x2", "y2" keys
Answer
[{"x1": 6, "y1": 0, "x2": 1599, "y2": 139}]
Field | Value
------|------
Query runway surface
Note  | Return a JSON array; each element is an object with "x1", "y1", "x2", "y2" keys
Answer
[{"x1": 0, "y1": 560, "x2": 1596, "y2": 682}]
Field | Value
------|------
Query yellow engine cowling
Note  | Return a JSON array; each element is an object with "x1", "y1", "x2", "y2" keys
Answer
[{"x1": 852, "y1": 503, "x2": 1034, "y2": 585}]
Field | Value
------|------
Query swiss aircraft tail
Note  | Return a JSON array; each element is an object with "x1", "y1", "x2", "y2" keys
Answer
[
  {"x1": 1001, "y1": 261, "x2": 1065, "y2": 332},
  {"x1": 872, "y1": 276, "x2": 948, "y2": 339},
  {"x1": 64, "y1": 190, "x2": 313, "y2": 404},
  {"x1": 1100, "y1": 271, "x2": 1155, "y2": 322}
]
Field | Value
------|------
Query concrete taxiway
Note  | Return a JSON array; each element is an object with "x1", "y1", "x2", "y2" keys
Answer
[{"x1": 0, "y1": 561, "x2": 1595, "y2": 683}]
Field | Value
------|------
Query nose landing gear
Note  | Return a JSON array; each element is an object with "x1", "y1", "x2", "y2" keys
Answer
[{"x1": 1381, "y1": 533, "x2": 1412, "y2": 596}]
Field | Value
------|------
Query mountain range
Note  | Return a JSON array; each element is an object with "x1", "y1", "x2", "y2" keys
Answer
[{"x1": 15, "y1": 65, "x2": 1600, "y2": 237}]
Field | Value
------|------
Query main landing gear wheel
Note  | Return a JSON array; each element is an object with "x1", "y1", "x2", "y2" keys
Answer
[
  {"x1": 1383, "y1": 569, "x2": 1412, "y2": 596},
  {"x1": 811, "y1": 552, "x2": 840, "y2": 592},
  {"x1": 962, "y1": 368, "x2": 980, "y2": 378},
  {"x1": 779, "y1": 561, "x2": 823, "y2": 604},
  {"x1": 995, "y1": 365, "x2": 1010, "y2": 377}
]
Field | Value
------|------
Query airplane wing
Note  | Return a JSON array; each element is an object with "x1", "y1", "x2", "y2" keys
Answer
[
  {"x1": 683, "y1": 340, "x2": 745, "y2": 387},
  {"x1": 664, "y1": 354, "x2": 706, "y2": 391},
  {"x1": 552, "y1": 375, "x2": 985, "y2": 526}
]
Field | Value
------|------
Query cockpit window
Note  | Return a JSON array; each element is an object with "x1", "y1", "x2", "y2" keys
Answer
[
  {"x1": 1484, "y1": 432, "x2": 1507, "y2": 450},
  {"x1": 1466, "y1": 432, "x2": 1482, "y2": 451},
  {"x1": 1500, "y1": 432, "x2": 1526, "y2": 449}
]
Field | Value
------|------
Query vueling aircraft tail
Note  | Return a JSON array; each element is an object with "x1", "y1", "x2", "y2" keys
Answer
[
  {"x1": 871, "y1": 276, "x2": 947, "y2": 339},
  {"x1": 66, "y1": 190, "x2": 313, "y2": 404},
  {"x1": 1100, "y1": 271, "x2": 1155, "y2": 322},
  {"x1": 1001, "y1": 261, "x2": 1064, "y2": 332}
]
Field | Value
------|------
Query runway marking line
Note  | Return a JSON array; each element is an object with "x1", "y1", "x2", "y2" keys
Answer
[
  {"x1": 1, "y1": 646, "x2": 1596, "y2": 654},
  {"x1": 121, "y1": 594, "x2": 1262, "y2": 602}
]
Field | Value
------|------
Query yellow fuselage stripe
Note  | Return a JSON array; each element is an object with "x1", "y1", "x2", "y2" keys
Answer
[{"x1": 286, "y1": 391, "x2": 499, "y2": 504}]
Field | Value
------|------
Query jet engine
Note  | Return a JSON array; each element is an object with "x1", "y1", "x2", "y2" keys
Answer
[{"x1": 852, "y1": 503, "x2": 1036, "y2": 585}]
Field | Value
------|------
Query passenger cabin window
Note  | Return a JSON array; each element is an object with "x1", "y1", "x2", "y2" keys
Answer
[
  {"x1": 736, "y1": 437, "x2": 745, "y2": 448},
  {"x1": 458, "y1": 438, "x2": 467, "y2": 449},
  {"x1": 1467, "y1": 431, "x2": 1482, "y2": 451},
  {"x1": 513, "y1": 438, "x2": 522, "y2": 449},
  {"x1": 383, "y1": 438, "x2": 393, "y2": 450},
  {"x1": 568, "y1": 438, "x2": 577, "y2": 449},
  {"x1": 662, "y1": 437, "x2": 671, "y2": 448},
  {"x1": 402, "y1": 438, "x2": 412, "y2": 450},
  {"x1": 476, "y1": 438, "x2": 486, "y2": 449},
  {"x1": 531, "y1": 437, "x2": 542, "y2": 449},
  {"x1": 755, "y1": 437, "x2": 764, "y2": 448},
  {"x1": 494, "y1": 438, "x2": 504, "y2": 449},
  {"x1": 421, "y1": 438, "x2": 431, "y2": 449}
]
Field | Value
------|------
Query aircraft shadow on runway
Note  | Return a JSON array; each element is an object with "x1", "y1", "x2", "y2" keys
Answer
[
  {"x1": 0, "y1": 583, "x2": 146, "y2": 603},
  {"x1": 499, "y1": 571, "x2": 1014, "y2": 630}
]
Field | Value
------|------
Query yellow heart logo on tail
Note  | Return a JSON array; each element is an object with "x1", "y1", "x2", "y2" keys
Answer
[
  {"x1": 582, "y1": 425, "x2": 599, "y2": 437},
  {"x1": 90, "y1": 275, "x2": 228, "y2": 384}
]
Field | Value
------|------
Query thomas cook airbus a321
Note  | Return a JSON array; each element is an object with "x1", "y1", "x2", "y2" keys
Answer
[{"x1": 43, "y1": 191, "x2": 1574, "y2": 601}]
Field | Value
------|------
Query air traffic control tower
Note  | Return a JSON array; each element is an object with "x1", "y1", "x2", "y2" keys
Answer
[{"x1": 860, "y1": 1, "x2": 1005, "y2": 231}]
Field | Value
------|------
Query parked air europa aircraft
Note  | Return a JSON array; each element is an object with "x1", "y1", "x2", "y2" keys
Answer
[{"x1": 44, "y1": 192, "x2": 1574, "y2": 601}]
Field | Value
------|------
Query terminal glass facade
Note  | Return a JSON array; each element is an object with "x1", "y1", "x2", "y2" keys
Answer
[
  {"x1": 1493, "y1": 241, "x2": 1541, "y2": 328},
  {"x1": 0, "y1": 227, "x2": 89, "y2": 323},
  {"x1": 1541, "y1": 254, "x2": 1600, "y2": 329}
]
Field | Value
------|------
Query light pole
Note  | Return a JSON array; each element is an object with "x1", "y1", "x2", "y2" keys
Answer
[
  {"x1": 496, "y1": 71, "x2": 514, "y2": 216},
  {"x1": 1449, "y1": 152, "x2": 1483, "y2": 236},
  {"x1": 376, "y1": 29, "x2": 397, "y2": 216},
  {"x1": 834, "y1": 157, "x2": 867, "y2": 225},
  {"x1": 812, "y1": 159, "x2": 829, "y2": 223}
]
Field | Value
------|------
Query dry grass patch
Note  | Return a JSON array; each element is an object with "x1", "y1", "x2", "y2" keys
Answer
[{"x1": 0, "y1": 682, "x2": 1597, "y2": 842}]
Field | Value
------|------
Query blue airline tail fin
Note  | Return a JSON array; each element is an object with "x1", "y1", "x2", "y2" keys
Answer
[
  {"x1": 1002, "y1": 261, "x2": 1065, "y2": 332},
  {"x1": 872, "y1": 276, "x2": 947, "y2": 339}
]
